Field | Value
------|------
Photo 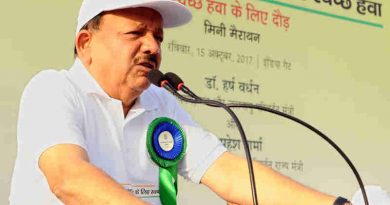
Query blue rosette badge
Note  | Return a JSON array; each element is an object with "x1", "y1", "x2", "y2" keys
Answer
[{"x1": 147, "y1": 117, "x2": 186, "y2": 205}]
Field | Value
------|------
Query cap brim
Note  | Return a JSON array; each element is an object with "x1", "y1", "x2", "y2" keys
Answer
[{"x1": 109, "y1": 0, "x2": 192, "y2": 28}]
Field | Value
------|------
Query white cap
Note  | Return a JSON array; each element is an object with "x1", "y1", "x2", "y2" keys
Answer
[{"x1": 76, "y1": 0, "x2": 192, "y2": 32}]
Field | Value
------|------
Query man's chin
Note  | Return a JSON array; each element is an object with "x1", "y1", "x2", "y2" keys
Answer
[{"x1": 134, "y1": 81, "x2": 152, "y2": 92}]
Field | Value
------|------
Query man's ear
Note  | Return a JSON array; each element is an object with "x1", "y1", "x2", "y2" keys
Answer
[{"x1": 75, "y1": 30, "x2": 93, "y2": 65}]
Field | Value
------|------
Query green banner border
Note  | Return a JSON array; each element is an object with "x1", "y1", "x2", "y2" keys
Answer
[{"x1": 260, "y1": 0, "x2": 384, "y2": 29}]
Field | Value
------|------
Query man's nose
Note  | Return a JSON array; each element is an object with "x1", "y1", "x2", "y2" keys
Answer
[{"x1": 141, "y1": 33, "x2": 161, "y2": 54}]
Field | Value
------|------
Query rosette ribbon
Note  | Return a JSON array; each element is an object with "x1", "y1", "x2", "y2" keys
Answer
[{"x1": 147, "y1": 117, "x2": 186, "y2": 205}]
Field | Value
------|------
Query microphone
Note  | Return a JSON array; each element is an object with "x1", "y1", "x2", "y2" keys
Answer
[
  {"x1": 164, "y1": 72, "x2": 183, "y2": 90},
  {"x1": 148, "y1": 69, "x2": 260, "y2": 205},
  {"x1": 163, "y1": 72, "x2": 369, "y2": 205},
  {"x1": 164, "y1": 72, "x2": 200, "y2": 100},
  {"x1": 147, "y1": 69, "x2": 177, "y2": 94},
  {"x1": 147, "y1": 69, "x2": 166, "y2": 87}
]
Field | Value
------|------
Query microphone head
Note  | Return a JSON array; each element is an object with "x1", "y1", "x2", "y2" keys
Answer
[
  {"x1": 147, "y1": 69, "x2": 165, "y2": 87},
  {"x1": 165, "y1": 72, "x2": 184, "y2": 90}
]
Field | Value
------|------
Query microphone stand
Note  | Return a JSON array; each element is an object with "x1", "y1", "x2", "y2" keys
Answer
[{"x1": 177, "y1": 82, "x2": 369, "y2": 205}]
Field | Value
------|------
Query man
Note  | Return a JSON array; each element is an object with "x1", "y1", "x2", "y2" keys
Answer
[{"x1": 10, "y1": 0, "x2": 351, "y2": 204}]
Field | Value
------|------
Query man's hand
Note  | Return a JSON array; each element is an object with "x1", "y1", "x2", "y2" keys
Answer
[{"x1": 39, "y1": 144, "x2": 149, "y2": 205}]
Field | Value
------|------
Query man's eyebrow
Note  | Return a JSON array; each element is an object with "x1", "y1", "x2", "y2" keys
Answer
[
  {"x1": 133, "y1": 23, "x2": 162, "y2": 32},
  {"x1": 134, "y1": 23, "x2": 147, "y2": 30}
]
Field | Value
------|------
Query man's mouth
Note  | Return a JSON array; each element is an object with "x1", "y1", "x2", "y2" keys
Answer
[{"x1": 138, "y1": 61, "x2": 156, "y2": 70}]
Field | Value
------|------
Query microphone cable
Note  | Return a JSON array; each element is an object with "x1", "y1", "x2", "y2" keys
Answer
[
  {"x1": 164, "y1": 72, "x2": 369, "y2": 205},
  {"x1": 226, "y1": 103, "x2": 369, "y2": 205},
  {"x1": 148, "y1": 70, "x2": 259, "y2": 205}
]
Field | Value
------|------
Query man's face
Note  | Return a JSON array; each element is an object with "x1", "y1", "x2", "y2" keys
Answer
[{"x1": 87, "y1": 7, "x2": 163, "y2": 99}]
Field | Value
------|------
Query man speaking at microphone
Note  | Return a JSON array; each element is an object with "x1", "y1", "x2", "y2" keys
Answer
[{"x1": 10, "y1": 0, "x2": 350, "y2": 205}]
